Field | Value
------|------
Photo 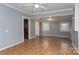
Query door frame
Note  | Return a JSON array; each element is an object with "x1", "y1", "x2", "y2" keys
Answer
[{"x1": 22, "y1": 16, "x2": 30, "y2": 41}]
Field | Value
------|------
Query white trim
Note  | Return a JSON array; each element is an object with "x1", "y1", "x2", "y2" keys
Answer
[
  {"x1": 41, "y1": 34, "x2": 70, "y2": 38},
  {"x1": 0, "y1": 40, "x2": 24, "y2": 51},
  {"x1": 60, "y1": 22, "x2": 71, "y2": 32},
  {"x1": 28, "y1": 17, "x2": 31, "y2": 39},
  {"x1": 72, "y1": 43, "x2": 79, "y2": 54},
  {"x1": 22, "y1": 16, "x2": 30, "y2": 40},
  {"x1": 29, "y1": 36, "x2": 36, "y2": 39}
]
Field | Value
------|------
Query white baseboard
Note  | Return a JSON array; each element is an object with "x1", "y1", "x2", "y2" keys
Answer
[
  {"x1": 29, "y1": 36, "x2": 36, "y2": 39},
  {"x1": 72, "y1": 43, "x2": 79, "y2": 54},
  {"x1": 41, "y1": 34, "x2": 70, "y2": 38},
  {"x1": 0, "y1": 40, "x2": 24, "y2": 51}
]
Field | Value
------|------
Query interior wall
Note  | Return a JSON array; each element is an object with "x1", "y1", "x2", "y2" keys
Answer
[
  {"x1": 29, "y1": 18, "x2": 35, "y2": 39},
  {"x1": 0, "y1": 4, "x2": 29, "y2": 49},
  {"x1": 40, "y1": 16, "x2": 71, "y2": 38},
  {"x1": 71, "y1": 16, "x2": 78, "y2": 49},
  {"x1": 75, "y1": 4, "x2": 79, "y2": 32},
  {"x1": 74, "y1": 3, "x2": 79, "y2": 51}
]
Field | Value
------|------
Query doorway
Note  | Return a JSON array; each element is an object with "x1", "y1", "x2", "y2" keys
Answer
[{"x1": 24, "y1": 18, "x2": 28, "y2": 40}]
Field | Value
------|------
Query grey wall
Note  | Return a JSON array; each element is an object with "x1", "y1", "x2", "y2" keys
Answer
[
  {"x1": 75, "y1": 4, "x2": 79, "y2": 50},
  {"x1": 71, "y1": 16, "x2": 78, "y2": 48},
  {"x1": 73, "y1": 3, "x2": 79, "y2": 50},
  {"x1": 71, "y1": 4, "x2": 79, "y2": 52},
  {"x1": 40, "y1": 16, "x2": 71, "y2": 38},
  {"x1": 0, "y1": 4, "x2": 29, "y2": 49},
  {"x1": 30, "y1": 19, "x2": 35, "y2": 38}
]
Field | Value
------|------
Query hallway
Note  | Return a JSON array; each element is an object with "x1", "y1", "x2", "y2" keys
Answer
[{"x1": 0, "y1": 36, "x2": 78, "y2": 55}]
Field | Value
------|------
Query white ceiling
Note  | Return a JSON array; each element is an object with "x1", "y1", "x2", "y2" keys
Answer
[{"x1": 3, "y1": 3, "x2": 74, "y2": 16}]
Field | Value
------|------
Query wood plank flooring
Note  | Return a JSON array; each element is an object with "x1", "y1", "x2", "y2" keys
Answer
[{"x1": 0, "y1": 36, "x2": 78, "y2": 55}]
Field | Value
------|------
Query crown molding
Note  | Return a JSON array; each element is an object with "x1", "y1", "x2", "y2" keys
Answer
[
  {"x1": 31, "y1": 8, "x2": 73, "y2": 15},
  {"x1": 30, "y1": 9, "x2": 73, "y2": 18},
  {"x1": 1, "y1": 3, "x2": 73, "y2": 17},
  {"x1": 1, "y1": 3, "x2": 31, "y2": 16}
]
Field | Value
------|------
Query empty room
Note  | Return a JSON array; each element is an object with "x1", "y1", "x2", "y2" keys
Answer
[{"x1": 0, "y1": 3, "x2": 79, "y2": 55}]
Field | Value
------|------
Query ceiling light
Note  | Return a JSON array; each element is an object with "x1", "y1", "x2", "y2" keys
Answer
[
  {"x1": 48, "y1": 16, "x2": 55, "y2": 21},
  {"x1": 48, "y1": 18, "x2": 53, "y2": 21},
  {"x1": 34, "y1": 4, "x2": 40, "y2": 8}
]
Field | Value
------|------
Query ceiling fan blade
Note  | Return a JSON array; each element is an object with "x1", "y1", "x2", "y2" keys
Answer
[
  {"x1": 40, "y1": 5, "x2": 47, "y2": 10},
  {"x1": 24, "y1": 3, "x2": 34, "y2": 6},
  {"x1": 14, "y1": 3, "x2": 34, "y2": 7}
]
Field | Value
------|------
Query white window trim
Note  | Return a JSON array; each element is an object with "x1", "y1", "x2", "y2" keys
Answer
[
  {"x1": 42, "y1": 22, "x2": 50, "y2": 31},
  {"x1": 60, "y1": 22, "x2": 70, "y2": 32}
]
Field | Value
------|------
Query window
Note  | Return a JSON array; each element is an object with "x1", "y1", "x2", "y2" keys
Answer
[
  {"x1": 60, "y1": 22, "x2": 70, "y2": 32},
  {"x1": 42, "y1": 22, "x2": 49, "y2": 31}
]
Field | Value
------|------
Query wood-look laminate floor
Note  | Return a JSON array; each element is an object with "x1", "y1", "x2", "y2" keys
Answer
[{"x1": 0, "y1": 36, "x2": 78, "y2": 55}]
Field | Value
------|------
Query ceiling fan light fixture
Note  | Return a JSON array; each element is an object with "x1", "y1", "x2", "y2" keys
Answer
[
  {"x1": 34, "y1": 4, "x2": 40, "y2": 8},
  {"x1": 47, "y1": 16, "x2": 55, "y2": 21},
  {"x1": 48, "y1": 18, "x2": 53, "y2": 21}
]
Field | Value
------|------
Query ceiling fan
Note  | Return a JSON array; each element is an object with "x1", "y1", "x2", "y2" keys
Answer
[
  {"x1": 34, "y1": 3, "x2": 47, "y2": 10},
  {"x1": 23, "y1": 3, "x2": 47, "y2": 11}
]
